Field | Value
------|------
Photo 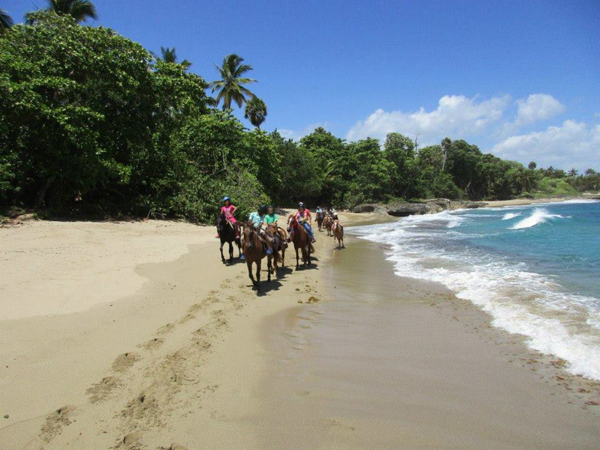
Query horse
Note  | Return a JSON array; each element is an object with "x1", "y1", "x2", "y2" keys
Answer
[
  {"x1": 217, "y1": 213, "x2": 241, "y2": 264},
  {"x1": 287, "y1": 215, "x2": 312, "y2": 269},
  {"x1": 323, "y1": 215, "x2": 333, "y2": 236},
  {"x1": 241, "y1": 222, "x2": 272, "y2": 290},
  {"x1": 316, "y1": 211, "x2": 324, "y2": 231},
  {"x1": 332, "y1": 219, "x2": 345, "y2": 248},
  {"x1": 265, "y1": 223, "x2": 287, "y2": 276}
]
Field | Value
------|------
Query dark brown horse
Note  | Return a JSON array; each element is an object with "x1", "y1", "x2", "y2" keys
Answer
[
  {"x1": 241, "y1": 223, "x2": 272, "y2": 289},
  {"x1": 323, "y1": 215, "x2": 333, "y2": 236},
  {"x1": 332, "y1": 219, "x2": 345, "y2": 248},
  {"x1": 217, "y1": 213, "x2": 241, "y2": 264},
  {"x1": 265, "y1": 223, "x2": 287, "y2": 276},
  {"x1": 316, "y1": 211, "x2": 324, "y2": 231},
  {"x1": 287, "y1": 215, "x2": 311, "y2": 269}
]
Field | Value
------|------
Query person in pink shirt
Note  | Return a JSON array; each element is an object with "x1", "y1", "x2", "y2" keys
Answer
[{"x1": 219, "y1": 196, "x2": 240, "y2": 238}]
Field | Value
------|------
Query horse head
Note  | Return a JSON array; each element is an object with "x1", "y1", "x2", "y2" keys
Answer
[
  {"x1": 287, "y1": 214, "x2": 297, "y2": 231},
  {"x1": 242, "y1": 222, "x2": 257, "y2": 250}
]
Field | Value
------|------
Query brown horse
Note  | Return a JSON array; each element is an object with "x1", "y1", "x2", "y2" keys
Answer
[
  {"x1": 323, "y1": 215, "x2": 333, "y2": 236},
  {"x1": 287, "y1": 215, "x2": 312, "y2": 269},
  {"x1": 241, "y1": 223, "x2": 272, "y2": 289},
  {"x1": 316, "y1": 211, "x2": 324, "y2": 231},
  {"x1": 265, "y1": 223, "x2": 287, "y2": 276},
  {"x1": 332, "y1": 219, "x2": 345, "y2": 248}
]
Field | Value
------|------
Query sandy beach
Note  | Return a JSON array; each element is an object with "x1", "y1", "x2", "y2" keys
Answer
[{"x1": 1, "y1": 210, "x2": 599, "y2": 449}]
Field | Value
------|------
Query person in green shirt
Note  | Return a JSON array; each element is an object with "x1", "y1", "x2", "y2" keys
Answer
[{"x1": 264, "y1": 205, "x2": 278, "y2": 225}]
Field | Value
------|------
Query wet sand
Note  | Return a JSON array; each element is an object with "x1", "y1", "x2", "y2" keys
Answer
[{"x1": 255, "y1": 233, "x2": 600, "y2": 449}]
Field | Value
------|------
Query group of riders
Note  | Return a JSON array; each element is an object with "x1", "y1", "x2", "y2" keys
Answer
[{"x1": 218, "y1": 196, "x2": 338, "y2": 260}]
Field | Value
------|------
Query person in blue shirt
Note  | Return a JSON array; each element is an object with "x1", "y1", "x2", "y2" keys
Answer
[{"x1": 248, "y1": 205, "x2": 273, "y2": 255}]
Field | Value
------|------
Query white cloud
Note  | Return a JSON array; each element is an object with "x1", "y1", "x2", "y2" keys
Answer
[
  {"x1": 278, "y1": 122, "x2": 330, "y2": 141},
  {"x1": 515, "y1": 94, "x2": 565, "y2": 126},
  {"x1": 346, "y1": 94, "x2": 512, "y2": 143},
  {"x1": 492, "y1": 120, "x2": 600, "y2": 170}
]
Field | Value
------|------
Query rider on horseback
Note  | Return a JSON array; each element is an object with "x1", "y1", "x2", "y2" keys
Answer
[
  {"x1": 248, "y1": 205, "x2": 274, "y2": 255},
  {"x1": 289, "y1": 202, "x2": 316, "y2": 243},
  {"x1": 264, "y1": 205, "x2": 278, "y2": 225},
  {"x1": 219, "y1": 196, "x2": 240, "y2": 238}
]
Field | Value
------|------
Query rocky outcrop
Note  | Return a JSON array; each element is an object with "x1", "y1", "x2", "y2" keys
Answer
[
  {"x1": 352, "y1": 198, "x2": 488, "y2": 218},
  {"x1": 351, "y1": 204, "x2": 380, "y2": 213},
  {"x1": 386, "y1": 202, "x2": 429, "y2": 217}
]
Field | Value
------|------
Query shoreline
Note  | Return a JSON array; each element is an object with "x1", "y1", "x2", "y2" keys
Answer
[
  {"x1": 254, "y1": 232, "x2": 600, "y2": 448},
  {"x1": 1, "y1": 210, "x2": 598, "y2": 448}
]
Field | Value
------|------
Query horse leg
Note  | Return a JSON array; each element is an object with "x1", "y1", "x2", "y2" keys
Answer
[
  {"x1": 228, "y1": 241, "x2": 233, "y2": 263},
  {"x1": 220, "y1": 240, "x2": 226, "y2": 263},
  {"x1": 267, "y1": 255, "x2": 272, "y2": 282},
  {"x1": 247, "y1": 261, "x2": 257, "y2": 287},
  {"x1": 256, "y1": 260, "x2": 261, "y2": 289},
  {"x1": 295, "y1": 246, "x2": 299, "y2": 270},
  {"x1": 236, "y1": 238, "x2": 242, "y2": 258}
]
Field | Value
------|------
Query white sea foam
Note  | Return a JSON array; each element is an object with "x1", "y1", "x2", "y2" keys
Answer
[
  {"x1": 510, "y1": 208, "x2": 564, "y2": 230},
  {"x1": 559, "y1": 199, "x2": 599, "y2": 204},
  {"x1": 502, "y1": 212, "x2": 521, "y2": 220},
  {"x1": 350, "y1": 213, "x2": 600, "y2": 381}
]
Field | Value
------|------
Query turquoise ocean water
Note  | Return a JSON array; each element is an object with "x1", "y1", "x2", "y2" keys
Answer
[{"x1": 351, "y1": 200, "x2": 600, "y2": 380}]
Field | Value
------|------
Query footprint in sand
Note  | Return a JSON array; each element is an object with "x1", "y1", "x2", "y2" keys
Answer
[
  {"x1": 40, "y1": 405, "x2": 77, "y2": 442},
  {"x1": 112, "y1": 352, "x2": 141, "y2": 373},
  {"x1": 86, "y1": 376, "x2": 122, "y2": 403}
]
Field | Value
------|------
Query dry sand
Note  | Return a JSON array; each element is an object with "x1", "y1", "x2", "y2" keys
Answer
[{"x1": 0, "y1": 212, "x2": 598, "y2": 449}]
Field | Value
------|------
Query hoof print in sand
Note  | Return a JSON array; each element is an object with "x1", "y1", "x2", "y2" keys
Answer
[
  {"x1": 159, "y1": 444, "x2": 188, "y2": 450},
  {"x1": 87, "y1": 376, "x2": 122, "y2": 403},
  {"x1": 112, "y1": 352, "x2": 141, "y2": 372},
  {"x1": 122, "y1": 390, "x2": 159, "y2": 423},
  {"x1": 156, "y1": 323, "x2": 175, "y2": 335},
  {"x1": 40, "y1": 405, "x2": 76, "y2": 442},
  {"x1": 117, "y1": 430, "x2": 143, "y2": 449},
  {"x1": 141, "y1": 337, "x2": 164, "y2": 350}
]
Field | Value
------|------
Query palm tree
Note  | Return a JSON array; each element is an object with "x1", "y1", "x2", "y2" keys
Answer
[
  {"x1": 244, "y1": 97, "x2": 267, "y2": 129},
  {"x1": 210, "y1": 54, "x2": 257, "y2": 110},
  {"x1": 440, "y1": 137, "x2": 451, "y2": 172},
  {"x1": 158, "y1": 47, "x2": 192, "y2": 70},
  {"x1": 0, "y1": 8, "x2": 13, "y2": 31},
  {"x1": 26, "y1": 0, "x2": 97, "y2": 24},
  {"x1": 568, "y1": 168, "x2": 578, "y2": 177}
]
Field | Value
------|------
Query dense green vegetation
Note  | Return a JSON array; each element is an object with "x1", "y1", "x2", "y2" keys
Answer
[{"x1": 0, "y1": 10, "x2": 598, "y2": 222}]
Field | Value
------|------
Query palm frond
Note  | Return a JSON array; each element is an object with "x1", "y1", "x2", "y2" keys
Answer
[{"x1": 0, "y1": 8, "x2": 14, "y2": 29}]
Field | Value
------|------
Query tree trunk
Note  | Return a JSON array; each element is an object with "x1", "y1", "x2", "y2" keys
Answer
[{"x1": 36, "y1": 179, "x2": 52, "y2": 209}]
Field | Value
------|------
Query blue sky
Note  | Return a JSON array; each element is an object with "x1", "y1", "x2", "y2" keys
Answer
[{"x1": 5, "y1": 0, "x2": 600, "y2": 169}]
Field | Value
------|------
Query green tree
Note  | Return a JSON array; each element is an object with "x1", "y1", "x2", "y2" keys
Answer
[
  {"x1": 157, "y1": 47, "x2": 192, "y2": 70},
  {"x1": 26, "y1": 0, "x2": 97, "y2": 24},
  {"x1": 210, "y1": 54, "x2": 257, "y2": 110},
  {"x1": 244, "y1": 97, "x2": 267, "y2": 129},
  {"x1": 0, "y1": 12, "x2": 155, "y2": 208},
  {"x1": 0, "y1": 9, "x2": 13, "y2": 31},
  {"x1": 445, "y1": 140, "x2": 484, "y2": 198},
  {"x1": 345, "y1": 138, "x2": 392, "y2": 205},
  {"x1": 270, "y1": 132, "x2": 322, "y2": 205},
  {"x1": 383, "y1": 132, "x2": 420, "y2": 198}
]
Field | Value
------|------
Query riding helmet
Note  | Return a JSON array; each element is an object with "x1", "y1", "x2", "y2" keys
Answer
[
  {"x1": 298, "y1": 202, "x2": 304, "y2": 208},
  {"x1": 259, "y1": 204, "x2": 268, "y2": 214},
  {"x1": 222, "y1": 196, "x2": 230, "y2": 202}
]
